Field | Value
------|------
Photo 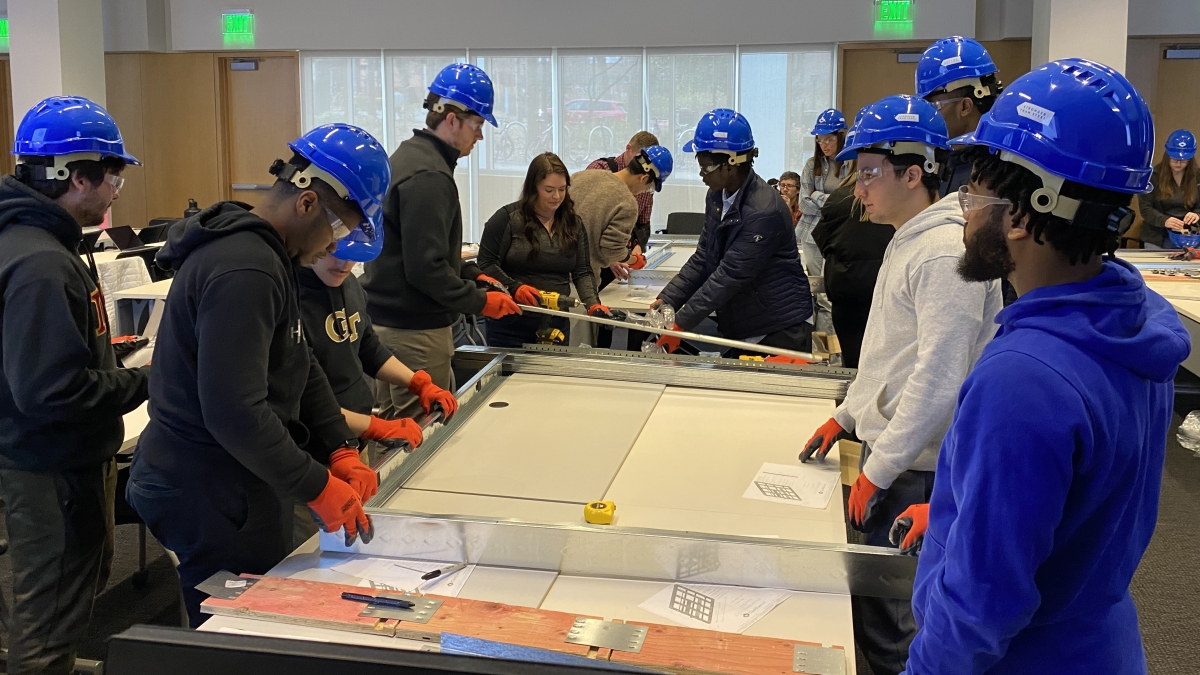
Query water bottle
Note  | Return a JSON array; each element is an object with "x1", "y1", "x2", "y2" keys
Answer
[{"x1": 183, "y1": 199, "x2": 200, "y2": 219}]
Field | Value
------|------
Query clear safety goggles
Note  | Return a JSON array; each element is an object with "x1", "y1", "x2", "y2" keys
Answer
[
  {"x1": 105, "y1": 174, "x2": 124, "y2": 195},
  {"x1": 322, "y1": 205, "x2": 352, "y2": 240},
  {"x1": 855, "y1": 166, "x2": 901, "y2": 187},
  {"x1": 957, "y1": 186, "x2": 1013, "y2": 213},
  {"x1": 929, "y1": 96, "x2": 966, "y2": 111}
]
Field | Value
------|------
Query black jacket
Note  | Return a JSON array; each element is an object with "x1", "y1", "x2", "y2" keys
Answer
[
  {"x1": 0, "y1": 176, "x2": 149, "y2": 471},
  {"x1": 477, "y1": 203, "x2": 600, "y2": 307},
  {"x1": 811, "y1": 184, "x2": 895, "y2": 316},
  {"x1": 136, "y1": 203, "x2": 352, "y2": 502},
  {"x1": 363, "y1": 130, "x2": 486, "y2": 330},
  {"x1": 298, "y1": 268, "x2": 393, "y2": 416},
  {"x1": 1138, "y1": 169, "x2": 1200, "y2": 247},
  {"x1": 658, "y1": 171, "x2": 812, "y2": 338},
  {"x1": 939, "y1": 147, "x2": 973, "y2": 198}
]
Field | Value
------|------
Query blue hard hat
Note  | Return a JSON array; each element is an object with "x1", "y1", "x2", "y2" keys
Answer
[
  {"x1": 429, "y1": 63, "x2": 497, "y2": 127},
  {"x1": 13, "y1": 95, "x2": 140, "y2": 165},
  {"x1": 916, "y1": 36, "x2": 999, "y2": 99},
  {"x1": 836, "y1": 95, "x2": 949, "y2": 171},
  {"x1": 1166, "y1": 129, "x2": 1197, "y2": 161},
  {"x1": 286, "y1": 123, "x2": 391, "y2": 261},
  {"x1": 811, "y1": 109, "x2": 848, "y2": 136},
  {"x1": 682, "y1": 109, "x2": 755, "y2": 154},
  {"x1": 950, "y1": 58, "x2": 1154, "y2": 194},
  {"x1": 637, "y1": 145, "x2": 674, "y2": 192}
]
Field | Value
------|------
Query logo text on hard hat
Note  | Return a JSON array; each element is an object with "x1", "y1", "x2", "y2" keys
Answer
[
  {"x1": 1016, "y1": 102, "x2": 1055, "y2": 125},
  {"x1": 940, "y1": 56, "x2": 962, "y2": 67},
  {"x1": 895, "y1": 113, "x2": 920, "y2": 123},
  {"x1": 713, "y1": 131, "x2": 728, "y2": 138}
]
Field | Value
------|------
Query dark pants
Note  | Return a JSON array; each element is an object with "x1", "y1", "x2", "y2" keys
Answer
[
  {"x1": 851, "y1": 443, "x2": 935, "y2": 675},
  {"x1": 127, "y1": 458, "x2": 293, "y2": 627},
  {"x1": 485, "y1": 313, "x2": 569, "y2": 348},
  {"x1": 0, "y1": 460, "x2": 116, "y2": 675},
  {"x1": 831, "y1": 305, "x2": 870, "y2": 368},
  {"x1": 723, "y1": 322, "x2": 814, "y2": 359}
]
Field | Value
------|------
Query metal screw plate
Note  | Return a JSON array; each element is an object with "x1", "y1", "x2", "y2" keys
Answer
[
  {"x1": 357, "y1": 594, "x2": 444, "y2": 624},
  {"x1": 196, "y1": 571, "x2": 259, "y2": 600},
  {"x1": 793, "y1": 645, "x2": 846, "y2": 675},
  {"x1": 563, "y1": 618, "x2": 647, "y2": 653}
]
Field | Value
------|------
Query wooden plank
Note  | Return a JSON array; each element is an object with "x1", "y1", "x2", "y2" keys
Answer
[{"x1": 611, "y1": 621, "x2": 833, "y2": 675}]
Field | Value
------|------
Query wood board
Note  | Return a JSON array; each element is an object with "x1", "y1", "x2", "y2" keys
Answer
[{"x1": 200, "y1": 575, "x2": 843, "y2": 675}]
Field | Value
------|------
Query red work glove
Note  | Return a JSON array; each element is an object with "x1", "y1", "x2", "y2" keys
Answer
[
  {"x1": 799, "y1": 417, "x2": 846, "y2": 463},
  {"x1": 328, "y1": 447, "x2": 379, "y2": 501},
  {"x1": 476, "y1": 273, "x2": 506, "y2": 293},
  {"x1": 513, "y1": 284, "x2": 542, "y2": 306},
  {"x1": 848, "y1": 472, "x2": 881, "y2": 531},
  {"x1": 655, "y1": 323, "x2": 683, "y2": 353},
  {"x1": 363, "y1": 416, "x2": 423, "y2": 448},
  {"x1": 889, "y1": 503, "x2": 930, "y2": 556},
  {"x1": 628, "y1": 252, "x2": 647, "y2": 270},
  {"x1": 407, "y1": 369, "x2": 458, "y2": 419},
  {"x1": 588, "y1": 304, "x2": 613, "y2": 318},
  {"x1": 765, "y1": 355, "x2": 814, "y2": 365},
  {"x1": 481, "y1": 291, "x2": 521, "y2": 319},
  {"x1": 307, "y1": 473, "x2": 373, "y2": 546}
]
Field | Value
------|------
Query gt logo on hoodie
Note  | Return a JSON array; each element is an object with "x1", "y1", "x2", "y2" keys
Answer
[
  {"x1": 324, "y1": 309, "x2": 361, "y2": 343},
  {"x1": 89, "y1": 288, "x2": 107, "y2": 337}
]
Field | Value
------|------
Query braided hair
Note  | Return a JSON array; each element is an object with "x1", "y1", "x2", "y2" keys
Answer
[{"x1": 967, "y1": 147, "x2": 1131, "y2": 265}]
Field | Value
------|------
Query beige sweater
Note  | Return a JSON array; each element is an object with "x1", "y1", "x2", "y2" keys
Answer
[{"x1": 570, "y1": 170, "x2": 638, "y2": 279}]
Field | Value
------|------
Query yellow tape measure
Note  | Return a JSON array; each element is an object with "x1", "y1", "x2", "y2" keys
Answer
[{"x1": 584, "y1": 501, "x2": 616, "y2": 525}]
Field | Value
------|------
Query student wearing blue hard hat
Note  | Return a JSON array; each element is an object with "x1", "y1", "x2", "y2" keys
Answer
[
  {"x1": 653, "y1": 108, "x2": 813, "y2": 356},
  {"x1": 801, "y1": 94, "x2": 1003, "y2": 675},
  {"x1": 896, "y1": 58, "x2": 1189, "y2": 675},
  {"x1": 363, "y1": 62, "x2": 520, "y2": 421},
  {"x1": 128, "y1": 123, "x2": 400, "y2": 626},
  {"x1": 797, "y1": 108, "x2": 851, "y2": 338},
  {"x1": 1138, "y1": 128, "x2": 1199, "y2": 248},
  {"x1": 0, "y1": 95, "x2": 151, "y2": 673}
]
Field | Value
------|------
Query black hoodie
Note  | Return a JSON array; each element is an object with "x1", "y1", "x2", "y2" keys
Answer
[
  {"x1": 0, "y1": 176, "x2": 149, "y2": 471},
  {"x1": 298, "y1": 267, "x2": 393, "y2": 416},
  {"x1": 136, "y1": 202, "x2": 352, "y2": 502}
]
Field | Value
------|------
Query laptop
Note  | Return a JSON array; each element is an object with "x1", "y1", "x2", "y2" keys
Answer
[{"x1": 106, "y1": 225, "x2": 145, "y2": 250}]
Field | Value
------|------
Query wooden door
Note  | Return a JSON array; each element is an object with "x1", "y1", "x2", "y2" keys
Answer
[{"x1": 221, "y1": 55, "x2": 300, "y2": 206}]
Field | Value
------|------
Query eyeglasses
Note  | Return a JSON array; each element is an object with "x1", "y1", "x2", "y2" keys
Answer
[
  {"x1": 930, "y1": 96, "x2": 966, "y2": 111},
  {"x1": 957, "y1": 185, "x2": 1013, "y2": 213},
  {"x1": 322, "y1": 204, "x2": 351, "y2": 240},
  {"x1": 855, "y1": 166, "x2": 902, "y2": 187},
  {"x1": 105, "y1": 174, "x2": 124, "y2": 195},
  {"x1": 778, "y1": 182, "x2": 798, "y2": 191}
]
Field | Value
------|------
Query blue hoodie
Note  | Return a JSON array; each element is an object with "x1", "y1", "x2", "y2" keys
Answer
[{"x1": 905, "y1": 257, "x2": 1190, "y2": 675}]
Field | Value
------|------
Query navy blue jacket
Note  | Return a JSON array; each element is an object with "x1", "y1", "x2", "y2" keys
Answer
[
  {"x1": 135, "y1": 203, "x2": 352, "y2": 502},
  {"x1": 906, "y1": 258, "x2": 1190, "y2": 675},
  {"x1": 658, "y1": 171, "x2": 812, "y2": 338},
  {"x1": 0, "y1": 176, "x2": 148, "y2": 471}
]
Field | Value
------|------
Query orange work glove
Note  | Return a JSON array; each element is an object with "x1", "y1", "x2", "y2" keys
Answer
[
  {"x1": 655, "y1": 323, "x2": 683, "y2": 353},
  {"x1": 513, "y1": 284, "x2": 542, "y2": 306},
  {"x1": 889, "y1": 503, "x2": 930, "y2": 556},
  {"x1": 799, "y1": 417, "x2": 847, "y2": 463},
  {"x1": 765, "y1": 355, "x2": 814, "y2": 365},
  {"x1": 848, "y1": 472, "x2": 882, "y2": 531},
  {"x1": 481, "y1": 291, "x2": 521, "y2": 319},
  {"x1": 328, "y1": 447, "x2": 379, "y2": 501},
  {"x1": 407, "y1": 369, "x2": 458, "y2": 419},
  {"x1": 307, "y1": 473, "x2": 373, "y2": 546},
  {"x1": 588, "y1": 304, "x2": 613, "y2": 318},
  {"x1": 476, "y1": 273, "x2": 506, "y2": 292},
  {"x1": 628, "y1": 252, "x2": 647, "y2": 270},
  {"x1": 363, "y1": 416, "x2": 423, "y2": 449}
]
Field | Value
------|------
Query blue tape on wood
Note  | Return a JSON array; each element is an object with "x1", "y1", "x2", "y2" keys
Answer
[{"x1": 438, "y1": 634, "x2": 656, "y2": 673}]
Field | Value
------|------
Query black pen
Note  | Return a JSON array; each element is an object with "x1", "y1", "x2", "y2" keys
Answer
[
  {"x1": 420, "y1": 562, "x2": 467, "y2": 581},
  {"x1": 340, "y1": 591, "x2": 414, "y2": 609}
]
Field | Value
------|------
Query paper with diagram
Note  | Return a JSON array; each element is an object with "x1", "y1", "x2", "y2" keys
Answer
[
  {"x1": 328, "y1": 557, "x2": 476, "y2": 597},
  {"x1": 741, "y1": 461, "x2": 840, "y2": 509},
  {"x1": 638, "y1": 583, "x2": 791, "y2": 634}
]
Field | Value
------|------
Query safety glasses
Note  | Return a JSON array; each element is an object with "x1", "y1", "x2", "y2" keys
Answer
[
  {"x1": 698, "y1": 162, "x2": 725, "y2": 176},
  {"x1": 322, "y1": 205, "x2": 352, "y2": 240},
  {"x1": 104, "y1": 174, "x2": 125, "y2": 195},
  {"x1": 855, "y1": 166, "x2": 900, "y2": 187},
  {"x1": 957, "y1": 185, "x2": 1013, "y2": 213},
  {"x1": 929, "y1": 96, "x2": 966, "y2": 111}
]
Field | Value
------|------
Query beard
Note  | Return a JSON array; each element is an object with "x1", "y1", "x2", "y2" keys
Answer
[{"x1": 957, "y1": 207, "x2": 1016, "y2": 283}]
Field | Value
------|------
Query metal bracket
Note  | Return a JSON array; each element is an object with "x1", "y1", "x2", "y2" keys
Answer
[
  {"x1": 793, "y1": 645, "x2": 846, "y2": 675},
  {"x1": 564, "y1": 618, "x2": 647, "y2": 653},
  {"x1": 196, "y1": 571, "x2": 259, "y2": 600},
  {"x1": 356, "y1": 594, "x2": 443, "y2": 624}
]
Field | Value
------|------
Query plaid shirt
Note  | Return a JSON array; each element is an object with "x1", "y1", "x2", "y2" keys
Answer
[{"x1": 587, "y1": 154, "x2": 654, "y2": 226}]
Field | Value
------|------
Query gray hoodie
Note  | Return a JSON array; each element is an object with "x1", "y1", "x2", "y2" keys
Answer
[{"x1": 833, "y1": 194, "x2": 1002, "y2": 488}]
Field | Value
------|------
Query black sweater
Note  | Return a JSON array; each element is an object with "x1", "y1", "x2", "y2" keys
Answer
[
  {"x1": 136, "y1": 203, "x2": 353, "y2": 502},
  {"x1": 477, "y1": 203, "x2": 600, "y2": 307},
  {"x1": 363, "y1": 130, "x2": 486, "y2": 330},
  {"x1": 811, "y1": 185, "x2": 895, "y2": 319},
  {"x1": 0, "y1": 176, "x2": 149, "y2": 471},
  {"x1": 1138, "y1": 169, "x2": 1200, "y2": 247},
  {"x1": 298, "y1": 268, "x2": 393, "y2": 416}
]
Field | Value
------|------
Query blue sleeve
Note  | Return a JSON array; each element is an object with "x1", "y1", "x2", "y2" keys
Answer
[{"x1": 905, "y1": 352, "x2": 1083, "y2": 675}]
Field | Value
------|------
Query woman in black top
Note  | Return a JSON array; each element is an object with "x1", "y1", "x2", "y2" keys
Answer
[
  {"x1": 1139, "y1": 130, "x2": 1200, "y2": 248},
  {"x1": 479, "y1": 152, "x2": 609, "y2": 347}
]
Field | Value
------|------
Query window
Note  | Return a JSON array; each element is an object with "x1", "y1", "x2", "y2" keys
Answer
[
  {"x1": 739, "y1": 49, "x2": 834, "y2": 182},
  {"x1": 557, "y1": 53, "x2": 644, "y2": 173},
  {"x1": 301, "y1": 54, "x2": 385, "y2": 147}
]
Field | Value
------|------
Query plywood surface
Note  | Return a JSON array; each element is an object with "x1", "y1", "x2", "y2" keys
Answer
[
  {"x1": 604, "y1": 387, "x2": 845, "y2": 542},
  {"x1": 403, "y1": 374, "x2": 665, "y2": 503}
]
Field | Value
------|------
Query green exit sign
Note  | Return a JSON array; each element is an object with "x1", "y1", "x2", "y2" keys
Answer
[
  {"x1": 0, "y1": 18, "x2": 10, "y2": 39},
  {"x1": 223, "y1": 12, "x2": 254, "y2": 35},
  {"x1": 875, "y1": 0, "x2": 913, "y2": 22}
]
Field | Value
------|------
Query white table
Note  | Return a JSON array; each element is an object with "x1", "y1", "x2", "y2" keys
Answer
[
  {"x1": 121, "y1": 401, "x2": 149, "y2": 453},
  {"x1": 113, "y1": 279, "x2": 173, "y2": 336}
]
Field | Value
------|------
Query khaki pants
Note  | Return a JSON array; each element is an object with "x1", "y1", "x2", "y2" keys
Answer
[
  {"x1": 373, "y1": 325, "x2": 455, "y2": 420},
  {"x1": 0, "y1": 458, "x2": 116, "y2": 675}
]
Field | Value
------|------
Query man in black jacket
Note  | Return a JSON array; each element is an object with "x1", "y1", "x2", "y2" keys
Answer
[
  {"x1": 363, "y1": 63, "x2": 519, "y2": 420},
  {"x1": 655, "y1": 109, "x2": 812, "y2": 355},
  {"x1": 128, "y1": 124, "x2": 388, "y2": 626},
  {"x1": 0, "y1": 96, "x2": 150, "y2": 674}
]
